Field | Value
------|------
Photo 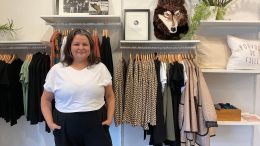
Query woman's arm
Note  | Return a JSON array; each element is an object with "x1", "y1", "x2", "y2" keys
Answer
[
  {"x1": 41, "y1": 90, "x2": 61, "y2": 130},
  {"x1": 102, "y1": 84, "x2": 115, "y2": 126}
]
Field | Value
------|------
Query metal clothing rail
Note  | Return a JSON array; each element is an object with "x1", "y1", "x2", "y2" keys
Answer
[
  {"x1": 120, "y1": 46, "x2": 196, "y2": 50},
  {"x1": 48, "y1": 22, "x2": 121, "y2": 27},
  {"x1": 0, "y1": 41, "x2": 51, "y2": 49},
  {"x1": 120, "y1": 40, "x2": 200, "y2": 50}
]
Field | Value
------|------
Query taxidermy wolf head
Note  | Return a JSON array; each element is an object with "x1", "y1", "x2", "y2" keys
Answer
[{"x1": 153, "y1": 0, "x2": 189, "y2": 40}]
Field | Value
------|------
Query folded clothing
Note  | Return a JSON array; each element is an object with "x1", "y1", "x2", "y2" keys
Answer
[{"x1": 214, "y1": 103, "x2": 237, "y2": 110}]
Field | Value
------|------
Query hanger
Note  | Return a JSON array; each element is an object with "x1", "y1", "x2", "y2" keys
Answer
[
  {"x1": 130, "y1": 53, "x2": 132, "y2": 60},
  {"x1": 135, "y1": 53, "x2": 139, "y2": 61},
  {"x1": 8, "y1": 54, "x2": 16, "y2": 64},
  {"x1": 190, "y1": 51, "x2": 194, "y2": 59},
  {"x1": 169, "y1": 54, "x2": 172, "y2": 63},
  {"x1": 163, "y1": 53, "x2": 167, "y2": 62},
  {"x1": 3, "y1": 54, "x2": 8, "y2": 63},
  {"x1": 0, "y1": 54, "x2": 3, "y2": 61},
  {"x1": 106, "y1": 29, "x2": 109, "y2": 38},
  {"x1": 26, "y1": 53, "x2": 33, "y2": 62},
  {"x1": 177, "y1": 53, "x2": 182, "y2": 62}
]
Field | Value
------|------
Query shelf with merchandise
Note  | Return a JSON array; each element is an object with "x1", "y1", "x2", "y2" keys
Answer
[
  {"x1": 218, "y1": 113, "x2": 260, "y2": 126},
  {"x1": 200, "y1": 20, "x2": 260, "y2": 27},
  {"x1": 202, "y1": 69, "x2": 260, "y2": 74}
]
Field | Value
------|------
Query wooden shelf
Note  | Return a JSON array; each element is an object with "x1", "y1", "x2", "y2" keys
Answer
[
  {"x1": 40, "y1": 15, "x2": 121, "y2": 26},
  {"x1": 200, "y1": 20, "x2": 260, "y2": 27},
  {"x1": 202, "y1": 69, "x2": 260, "y2": 74},
  {"x1": 120, "y1": 40, "x2": 200, "y2": 50},
  {"x1": 218, "y1": 114, "x2": 260, "y2": 126}
]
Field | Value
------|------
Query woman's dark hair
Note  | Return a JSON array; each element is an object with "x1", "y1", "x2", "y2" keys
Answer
[{"x1": 61, "y1": 28, "x2": 100, "y2": 66}]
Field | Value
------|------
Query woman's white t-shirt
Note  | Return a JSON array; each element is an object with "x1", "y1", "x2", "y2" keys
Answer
[{"x1": 44, "y1": 62, "x2": 112, "y2": 113}]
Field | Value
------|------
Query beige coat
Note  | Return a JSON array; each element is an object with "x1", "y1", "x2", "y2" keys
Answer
[{"x1": 179, "y1": 60, "x2": 217, "y2": 146}]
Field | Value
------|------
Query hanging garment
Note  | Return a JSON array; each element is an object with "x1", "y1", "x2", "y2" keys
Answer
[
  {"x1": 19, "y1": 59, "x2": 31, "y2": 117},
  {"x1": 0, "y1": 60, "x2": 7, "y2": 119},
  {"x1": 100, "y1": 36, "x2": 114, "y2": 79},
  {"x1": 168, "y1": 62, "x2": 184, "y2": 146},
  {"x1": 93, "y1": 31, "x2": 101, "y2": 58},
  {"x1": 123, "y1": 57, "x2": 134, "y2": 124},
  {"x1": 60, "y1": 36, "x2": 67, "y2": 61},
  {"x1": 0, "y1": 59, "x2": 24, "y2": 126},
  {"x1": 195, "y1": 63, "x2": 218, "y2": 146},
  {"x1": 114, "y1": 58, "x2": 126, "y2": 126},
  {"x1": 50, "y1": 31, "x2": 62, "y2": 66},
  {"x1": 123, "y1": 58, "x2": 157, "y2": 130},
  {"x1": 147, "y1": 59, "x2": 166, "y2": 145},
  {"x1": 164, "y1": 63, "x2": 176, "y2": 143},
  {"x1": 27, "y1": 52, "x2": 50, "y2": 124},
  {"x1": 179, "y1": 59, "x2": 217, "y2": 146}
]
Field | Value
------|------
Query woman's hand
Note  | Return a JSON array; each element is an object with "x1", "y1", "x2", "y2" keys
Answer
[
  {"x1": 102, "y1": 118, "x2": 113, "y2": 126},
  {"x1": 48, "y1": 122, "x2": 61, "y2": 131}
]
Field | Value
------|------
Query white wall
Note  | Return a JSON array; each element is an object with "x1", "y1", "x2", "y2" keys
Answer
[
  {"x1": 0, "y1": 0, "x2": 53, "y2": 41},
  {"x1": 1, "y1": 0, "x2": 260, "y2": 146}
]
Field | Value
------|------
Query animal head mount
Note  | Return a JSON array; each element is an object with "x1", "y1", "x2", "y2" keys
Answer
[{"x1": 153, "y1": 0, "x2": 189, "y2": 40}]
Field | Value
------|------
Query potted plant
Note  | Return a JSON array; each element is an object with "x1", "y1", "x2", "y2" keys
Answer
[
  {"x1": 181, "y1": 2, "x2": 211, "y2": 40},
  {"x1": 202, "y1": 0, "x2": 234, "y2": 20},
  {"x1": 0, "y1": 19, "x2": 20, "y2": 40}
]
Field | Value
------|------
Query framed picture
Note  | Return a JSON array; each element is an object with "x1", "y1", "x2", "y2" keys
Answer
[
  {"x1": 89, "y1": 0, "x2": 109, "y2": 15},
  {"x1": 58, "y1": 0, "x2": 90, "y2": 15},
  {"x1": 124, "y1": 9, "x2": 150, "y2": 40}
]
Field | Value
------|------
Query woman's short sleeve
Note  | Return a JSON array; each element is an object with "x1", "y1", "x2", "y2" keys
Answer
[
  {"x1": 99, "y1": 63, "x2": 112, "y2": 86},
  {"x1": 43, "y1": 67, "x2": 56, "y2": 93}
]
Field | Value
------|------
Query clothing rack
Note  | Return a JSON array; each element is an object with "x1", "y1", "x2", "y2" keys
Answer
[
  {"x1": 120, "y1": 46, "x2": 196, "y2": 50},
  {"x1": 120, "y1": 40, "x2": 200, "y2": 60},
  {"x1": 0, "y1": 41, "x2": 51, "y2": 49},
  {"x1": 0, "y1": 41, "x2": 51, "y2": 60},
  {"x1": 120, "y1": 40, "x2": 200, "y2": 50},
  {"x1": 50, "y1": 23, "x2": 121, "y2": 27}
]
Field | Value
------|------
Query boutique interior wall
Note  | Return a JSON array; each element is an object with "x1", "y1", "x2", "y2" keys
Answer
[{"x1": 1, "y1": 0, "x2": 260, "y2": 146}]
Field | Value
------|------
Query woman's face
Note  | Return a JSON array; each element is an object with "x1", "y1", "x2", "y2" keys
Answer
[{"x1": 71, "y1": 34, "x2": 90, "y2": 63}]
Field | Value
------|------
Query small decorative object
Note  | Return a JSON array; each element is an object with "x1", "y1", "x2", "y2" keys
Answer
[
  {"x1": 58, "y1": 0, "x2": 90, "y2": 15},
  {"x1": 0, "y1": 19, "x2": 20, "y2": 40},
  {"x1": 202, "y1": 0, "x2": 235, "y2": 20},
  {"x1": 153, "y1": 0, "x2": 189, "y2": 40},
  {"x1": 89, "y1": 0, "x2": 109, "y2": 15},
  {"x1": 124, "y1": 9, "x2": 150, "y2": 40}
]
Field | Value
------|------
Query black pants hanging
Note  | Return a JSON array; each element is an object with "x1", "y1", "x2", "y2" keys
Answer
[{"x1": 52, "y1": 105, "x2": 112, "y2": 146}]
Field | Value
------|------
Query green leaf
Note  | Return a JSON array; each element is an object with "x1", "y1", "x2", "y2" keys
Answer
[{"x1": 223, "y1": 0, "x2": 233, "y2": 7}]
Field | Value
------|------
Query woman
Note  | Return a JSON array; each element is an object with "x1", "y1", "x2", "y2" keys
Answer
[{"x1": 41, "y1": 29, "x2": 115, "y2": 146}]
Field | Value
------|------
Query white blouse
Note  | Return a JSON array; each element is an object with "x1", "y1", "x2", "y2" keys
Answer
[{"x1": 44, "y1": 62, "x2": 112, "y2": 113}]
